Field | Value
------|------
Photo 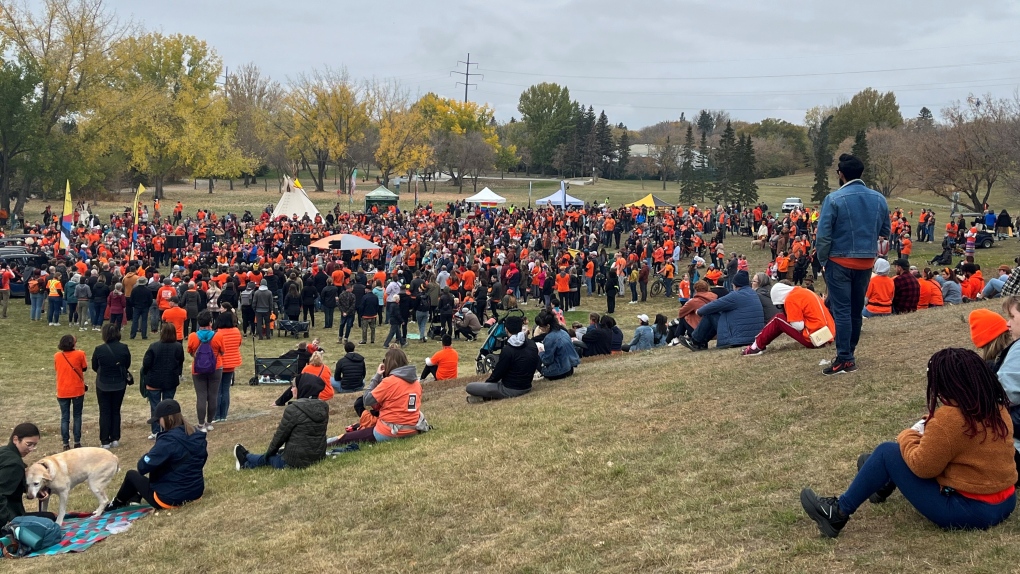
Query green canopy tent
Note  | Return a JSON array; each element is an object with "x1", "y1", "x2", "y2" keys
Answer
[{"x1": 364, "y1": 186, "x2": 399, "y2": 212}]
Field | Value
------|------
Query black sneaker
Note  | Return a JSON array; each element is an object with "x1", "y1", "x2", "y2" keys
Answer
[
  {"x1": 856, "y1": 453, "x2": 896, "y2": 503},
  {"x1": 677, "y1": 336, "x2": 705, "y2": 352},
  {"x1": 234, "y1": 443, "x2": 249, "y2": 471},
  {"x1": 800, "y1": 488, "x2": 848, "y2": 538},
  {"x1": 823, "y1": 359, "x2": 857, "y2": 375}
]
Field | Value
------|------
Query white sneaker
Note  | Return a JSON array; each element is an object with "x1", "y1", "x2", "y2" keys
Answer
[
  {"x1": 111, "y1": 440, "x2": 120, "y2": 448},
  {"x1": 197, "y1": 424, "x2": 208, "y2": 433},
  {"x1": 147, "y1": 433, "x2": 157, "y2": 440},
  {"x1": 101, "y1": 444, "x2": 111, "y2": 449},
  {"x1": 53, "y1": 323, "x2": 60, "y2": 326},
  {"x1": 205, "y1": 422, "x2": 214, "y2": 431}
]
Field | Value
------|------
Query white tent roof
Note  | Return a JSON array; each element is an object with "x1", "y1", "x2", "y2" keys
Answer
[
  {"x1": 535, "y1": 188, "x2": 584, "y2": 206},
  {"x1": 272, "y1": 176, "x2": 320, "y2": 220},
  {"x1": 464, "y1": 187, "x2": 506, "y2": 204}
]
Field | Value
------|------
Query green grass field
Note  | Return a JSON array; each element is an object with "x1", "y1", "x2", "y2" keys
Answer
[{"x1": 6, "y1": 173, "x2": 1020, "y2": 573}]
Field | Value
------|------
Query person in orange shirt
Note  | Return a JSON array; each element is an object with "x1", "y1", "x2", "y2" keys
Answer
[
  {"x1": 55, "y1": 334, "x2": 88, "y2": 449},
  {"x1": 742, "y1": 283, "x2": 836, "y2": 355},
  {"x1": 422, "y1": 334, "x2": 459, "y2": 381},
  {"x1": 365, "y1": 346, "x2": 425, "y2": 442},
  {"x1": 899, "y1": 233, "x2": 912, "y2": 263},
  {"x1": 162, "y1": 299, "x2": 188, "y2": 341},
  {"x1": 863, "y1": 259, "x2": 894, "y2": 317},
  {"x1": 186, "y1": 310, "x2": 226, "y2": 431}
]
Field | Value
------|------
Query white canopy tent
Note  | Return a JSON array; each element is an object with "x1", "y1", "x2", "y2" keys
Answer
[
  {"x1": 272, "y1": 176, "x2": 320, "y2": 220},
  {"x1": 464, "y1": 187, "x2": 507, "y2": 205},
  {"x1": 535, "y1": 188, "x2": 584, "y2": 207}
]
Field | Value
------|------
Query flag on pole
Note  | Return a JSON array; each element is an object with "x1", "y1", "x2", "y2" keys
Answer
[
  {"x1": 414, "y1": 177, "x2": 418, "y2": 206},
  {"x1": 59, "y1": 180, "x2": 73, "y2": 252},
  {"x1": 350, "y1": 169, "x2": 357, "y2": 195},
  {"x1": 528, "y1": 181, "x2": 532, "y2": 209},
  {"x1": 292, "y1": 178, "x2": 303, "y2": 189},
  {"x1": 130, "y1": 183, "x2": 146, "y2": 260}
]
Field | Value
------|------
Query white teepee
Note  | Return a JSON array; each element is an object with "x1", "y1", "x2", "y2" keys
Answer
[{"x1": 272, "y1": 176, "x2": 320, "y2": 220}]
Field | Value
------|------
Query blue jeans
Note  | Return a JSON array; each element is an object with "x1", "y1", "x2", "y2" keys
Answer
[
  {"x1": 331, "y1": 378, "x2": 364, "y2": 394},
  {"x1": 243, "y1": 452, "x2": 286, "y2": 469},
  {"x1": 339, "y1": 313, "x2": 354, "y2": 340},
  {"x1": 131, "y1": 307, "x2": 149, "y2": 339},
  {"x1": 983, "y1": 278, "x2": 1006, "y2": 299},
  {"x1": 690, "y1": 312, "x2": 719, "y2": 346},
  {"x1": 585, "y1": 277, "x2": 593, "y2": 295},
  {"x1": 48, "y1": 297, "x2": 63, "y2": 323},
  {"x1": 58, "y1": 396, "x2": 84, "y2": 445},
  {"x1": 92, "y1": 301, "x2": 107, "y2": 327},
  {"x1": 861, "y1": 309, "x2": 891, "y2": 318},
  {"x1": 373, "y1": 429, "x2": 398, "y2": 442},
  {"x1": 30, "y1": 293, "x2": 44, "y2": 320},
  {"x1": 147, "y1": 388, "x2": 176, "y2": 434},
  {"x1": 823, "y1": 260, "x2": 871, "y2": 363},
  {"x1": 215, "y1": 371, "x2": 234, "y2": 421},
  {"x1": 415, "y1": 311, "x2": 429, "y2": 340},
  {"x1": 839, "y1": 442, "x2": 1016, "y2": 529},
  {"x1": 663, "y1": 277, "x2": 673, "y2": 298}
]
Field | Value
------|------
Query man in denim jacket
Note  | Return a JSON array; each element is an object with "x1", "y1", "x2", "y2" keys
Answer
[{"x1": 814, "y1": 154, "x2": 890, "y2": 375}]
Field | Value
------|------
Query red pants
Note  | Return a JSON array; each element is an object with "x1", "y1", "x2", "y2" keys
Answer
[{"x1": 754, "y1": 312, "x2": 814, "y2": 350}]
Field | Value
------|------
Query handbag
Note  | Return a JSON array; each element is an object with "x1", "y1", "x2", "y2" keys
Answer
[
  {"x1": 60, "y1": 352, "x2": 88, "y2": 393},
  {"x1": 808, "y1": 296, "x2": 835, "y2": 347}
]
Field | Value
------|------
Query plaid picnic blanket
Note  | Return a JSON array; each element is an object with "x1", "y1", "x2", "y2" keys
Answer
[{"x1": 2, "y1": 504, "x2": 153, "y2": 558}]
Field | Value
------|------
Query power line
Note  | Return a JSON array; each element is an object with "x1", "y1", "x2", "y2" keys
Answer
[
  {"x1": 451, "y1": 53, "x2": 482, "y2": 102},
  {"x1": 477, "y1": 59, "x2": 1020, "y2": 82}
]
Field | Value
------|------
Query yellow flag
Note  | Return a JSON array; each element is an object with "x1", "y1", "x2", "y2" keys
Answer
[
  {"x1": 59, "y1": 180, "x2": 72, "y2": 250},
  {"x1": 293, "y1": 178, "x2": 303, "y2": 189}
]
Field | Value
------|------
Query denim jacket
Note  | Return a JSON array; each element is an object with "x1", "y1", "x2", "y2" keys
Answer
[
  {"x1": 814, "y1": 180, "x2": 891, "y2": 264},
  {"x1": 539, "y1": 329, "x2": 580, "y2": 378}
]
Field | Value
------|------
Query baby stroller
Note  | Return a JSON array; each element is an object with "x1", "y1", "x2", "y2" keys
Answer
[
  {"x1": 476, "y1": 309, "x2": 525, "y2": 374},
  {"x1": 929, "y1": 248, "x2": 953, "y2": 266}
]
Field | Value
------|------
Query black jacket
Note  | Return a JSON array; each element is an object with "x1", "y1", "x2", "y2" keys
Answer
[
  {"x1": 0, "y1": 442, "x2": 26, "y2": 524},
  {"x1": 266, "y1": 397, "x2": 329, "y2": 469},
  {"x1": 141, "y1": 341, "x2": 185, "y2": 391},
  {"x1": 486, "y1": 338, "x2": 540, "y2": 391},
  {"x1": 130, "y1": 285, "x2": 153, "y2": 311},
  {"x1": 92, "y1": 341, "x2": 132, "y2": 392},
  {"x1": 283, "y1": 293, "x2": 301, "y2": 317},
  {"x1": 91, "y1": 282, "x2": 111, "y2": 303},
  {"x1": 319, "y1": 285, "x2": 338, "y2": 309},
  {"x1": 300, "y1": 284, "x2": 318, "y2": 306},
  {"x1": 335, "y1": 352, "x2": 367, "y2": 391},
  {"x1": 386, "y1": 300, "x2": 402, "y2": 325},
  {"x1": 581, "y1": 326, "x2": 612, "y2": 357},
  {"x1": 218, "y1": 286, "x2": 239, "y2": 309},
  {"x1": 138, "y1": 426, "x2": 207, "y2": 506},
  {"x1": 359, "y1": 292, "x2": 380, "y2": 318},
  {"x1": 438, "y1": 292, "x2": 455, "y2": 315}
]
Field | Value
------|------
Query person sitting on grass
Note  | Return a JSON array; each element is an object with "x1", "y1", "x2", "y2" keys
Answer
[
  {"x1": 331, "y1": 341, "x2": 367, "y2": 394},
  {"x1": 801, "y1": 348, "x2": 1017, "y2": 539},
  {"x1": 0, "y1": 423, "x2": 56, "y2": 523},
  {"x1": 741, "y1": 282, "x2": 836, "y2": 356},
  {"x1": 537, "y1": 309, "x2": 579, "y2": 380},
  {"x1": 969, "y1": 308, "x2": 1013, "y2": 369},
  {"x1": 466, "y1": 314, "x2": 540, "y2": 403},
  {"x1": 579, "y1": 313, "x2": 611, "y2": 357},
  {"x1": 992, "y1": 296, "x2": 1020, "y2": 481},
  {"x1": 235, "y1": 374, "x2": 328, "y2": 470},
  {"x1": 105, "y1": 400, "x2": 207, "y2": 511},
  {"x1": 421, "y1": 335, "x2": 458, "y2": 381},
  {"x1": 678, "y1": 270, "x2": 763, "y2": 352},
  {"x1": 622, "y1": 314, "x2": 654, "y2": 352},
  {"x1": 361, "y1": 345, "x2": 425, "y2": 442},
  {"x1": 273, "y1": 350, "x2": 334, "y2": 404}
]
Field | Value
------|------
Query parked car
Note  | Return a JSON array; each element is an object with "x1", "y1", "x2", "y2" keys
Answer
[
  {"x1": 781, "y1": 197, "x2": 804, "y2": 213},
  {"x1": 0, "y1": 251, "x2": 49, "y2": 298}
]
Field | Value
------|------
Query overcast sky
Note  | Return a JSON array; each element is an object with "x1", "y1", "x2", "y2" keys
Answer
[{"x1": 104, "y1": 0, "x2": 1020, "y2": 129}]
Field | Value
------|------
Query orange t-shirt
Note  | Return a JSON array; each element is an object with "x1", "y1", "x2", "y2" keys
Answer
[
  {"x1": 55, "y1": 350, "x2": 87, "y2": 399},
  {"x1": 917, "y1": 278, "x2": 932, "y2": 309},
  {"x1": 371, "y1": 374, "x2": 423, "y2": 438},
  {"x1": 865, "y1": 276, "x2": 895, "y2": 314},
  {"x1": 162, "y1": 306, "x2": 188, "y2": 340},
  {"x1": 555, "y1": 273, "x2": 571, "y2": 293},
  {"x1": 427, "y1": 346, "x2": 459, "y2": 380},
  {"x1": 302, "y1": 364, "x2": 334, "y2": 401},
  {"x1": 784, "y1": 287, "x2": 835, "y2": 339},
  {"x1": 926, "y1": 279, "x2": 944, "y2": 306}
]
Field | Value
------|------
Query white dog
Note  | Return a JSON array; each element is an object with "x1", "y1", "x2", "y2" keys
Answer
[{"x1": 25, "y1": 448, "x2": 120, "y2": 525}]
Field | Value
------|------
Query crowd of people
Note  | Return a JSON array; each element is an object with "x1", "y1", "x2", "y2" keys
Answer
[{"x1": 5, "y1": 153, "x2": 1020, "y2": 545}]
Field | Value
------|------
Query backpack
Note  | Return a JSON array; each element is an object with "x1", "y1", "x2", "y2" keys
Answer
[
  {"x1": 239, "y1": 289, "x2": 253, "y2": 307},
  {"x1": 2, "y1": 516, "x2": 64, "y2": 557},
  {"x1": 27, "y1": 279, "x2": 41, "y2": 294},
  {"x1": 194, "y1": 338, "x2": 217, "y2": 374}
]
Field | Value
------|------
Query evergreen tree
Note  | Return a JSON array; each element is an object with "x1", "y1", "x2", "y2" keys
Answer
[
  {"x1": 594, "y1": 110, "x2": 614, "y2": 177},
  {"x1": 851, "y1": 130, "x2": 873, "y2": 186},
  {"x1": 696, "y1": 130, "x2": 712, "y2": 203},
  {"x1": 713, "y1": 121, "x2": 737, "y2": 204},
  {"x1": 679, "y1": 124, "x2": 697, "y2": 205},
  {"x1": 696, "y1": 109, "x2": 715, "y2": 137},
  {"x1": 736, "y1": 134, "x2": 759, "y2": 204},
  {"x1": 616, "y1": 130, "x2": 630, "y2": 178},
  {"x1": 917, "y1": 106, "x2": 935, "y2": 130},
  {"x1": 810, "y1": 115, "x2": 834, "y2": 202}
]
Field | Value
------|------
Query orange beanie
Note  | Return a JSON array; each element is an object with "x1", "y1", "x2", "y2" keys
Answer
[{"x1": 969, "y1": 309, "x2": 1008, "y2": 349}]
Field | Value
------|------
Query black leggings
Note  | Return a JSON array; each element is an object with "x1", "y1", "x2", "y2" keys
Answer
[
  {"x1": 302, "y1": 305, "x2": 315, "y2": 326},
  {"x1": 113, "y1": 470, "x2": 161, "y2": 508}
]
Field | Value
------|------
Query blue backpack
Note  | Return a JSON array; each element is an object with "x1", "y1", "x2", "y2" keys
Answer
[
  {"x1": 194, "y1": 339, "x2": 217, "y2": 374},
  {"x1": 2, "y1": 516, "x2": 63, "y2": 557}
]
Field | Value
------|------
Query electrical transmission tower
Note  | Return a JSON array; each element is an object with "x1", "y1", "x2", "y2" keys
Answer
[{"x1": 451, "y1": 53, "x2": 482, "y2": 102}]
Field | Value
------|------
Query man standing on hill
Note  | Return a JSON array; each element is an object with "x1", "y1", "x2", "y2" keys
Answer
[{"x1": 814, "y1": 154, "x2": 890, "y2": 375}]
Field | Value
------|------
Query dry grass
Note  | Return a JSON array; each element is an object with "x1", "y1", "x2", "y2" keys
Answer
[{"x1": 5, "y1": 182, "x2": 1020, "y2": 572}]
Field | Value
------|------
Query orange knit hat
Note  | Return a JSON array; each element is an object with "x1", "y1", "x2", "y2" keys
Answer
[{"x1": 969, "y1": 309, "x2": 1008, "y2": 348}]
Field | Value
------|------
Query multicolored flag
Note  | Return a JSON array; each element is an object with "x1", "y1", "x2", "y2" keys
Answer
[
  {"x1": 59, "y1": 180, "x2": 73, "y2": 252},
  {"x1": 130, "y1": 183, "x2": 146, "y2": 260},
  {"x1": 350, "y1": 169, "x2": 357, "y2": 195}
]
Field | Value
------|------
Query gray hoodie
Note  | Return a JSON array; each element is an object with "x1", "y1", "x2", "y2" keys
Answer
[{"x1": 363, "y1": 364, "x2": 419, "y2": 409}]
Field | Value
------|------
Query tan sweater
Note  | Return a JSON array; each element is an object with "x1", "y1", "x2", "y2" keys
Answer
[{"x1": 898, "y1": 405, "x2": 1017, "y2": 494}]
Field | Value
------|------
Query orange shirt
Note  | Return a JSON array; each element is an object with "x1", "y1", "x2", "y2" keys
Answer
[
  {"x1": 218, "y1": 327, "x2": 243, "y2": 372},
  {"x1": 901, "y1": 237, "x2": 912, "y2": 255},
  {"x1": 186, "y1": 330, "x2": 226, "y2": 375},
  {"x1": 55, "y1": 350, "x2": 87, "y2": 399},
  {"x1": 427, "y1": 346, "x2": 459, "y2": 380},
  {"x1": 555, "y1": 273, "x2": 571, "y2": 293},
  {"x1": 157, "y1": 285, "x2": 178, "y2": 310},
  {"x1": 784, "y1": 287, "x2": 836, "y2": 339},
  {"x1": 926, "y1": 279, "x2": 944, "y2": 306},
  {"x1": 371, "y1": 374, "x2": 424, "y2": 438},
  {"x1": 461, "y1": 269, "x2": 476, "y2": 291},
  {"x1": 776, "y1": 256, "x2": 790, "y2": 273},
  {"x1": 302, "y1": 364, "x2": 334, "y2": 401},
  {"x1": 585, "y1": 261, "x2": 594, "y2": 278},
  {"x1": 162, "y1": 307, "x2": 188, "y2": 340},
  {"x1": 865, "y1": 276, "x2": 895, "y2": 314}
]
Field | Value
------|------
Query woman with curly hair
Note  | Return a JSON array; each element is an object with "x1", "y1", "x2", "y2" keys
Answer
[{"x1": 801, "y1": 348, "x2": 1017, "y2": 538}]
